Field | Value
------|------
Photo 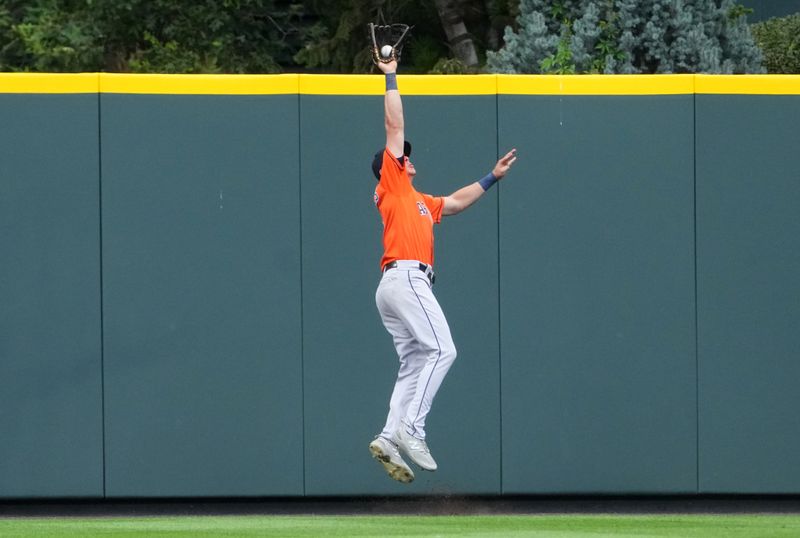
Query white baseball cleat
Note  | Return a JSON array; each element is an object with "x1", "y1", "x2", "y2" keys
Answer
[
  {"x1": 394, "y1": 427, "x2": 438, "y2": 471},
  {"x1": 369, "y1": 437, "x2": 415, "y2": 483}
]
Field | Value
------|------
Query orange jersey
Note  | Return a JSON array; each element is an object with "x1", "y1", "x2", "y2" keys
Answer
[{"x1": 374, "y1": 148, "x2": 444, "y2": 269}]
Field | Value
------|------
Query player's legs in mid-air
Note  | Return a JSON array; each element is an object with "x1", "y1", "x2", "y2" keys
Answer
[
  {"x1": 377, "y1": 324, "x2": 425, "y2": 441},
  {"x1": 373, "y1": 263, "x2": 457, "y2": 473}
]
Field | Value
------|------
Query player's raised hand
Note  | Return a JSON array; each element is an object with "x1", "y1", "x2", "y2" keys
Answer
[
  {"x1": 377, "y1": 58, "x2": 398, "y2": 73},
  {"x1": 493, "y1": 149, "x2": 517, "y2": 179}
]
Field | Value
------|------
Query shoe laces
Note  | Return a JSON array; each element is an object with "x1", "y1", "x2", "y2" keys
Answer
[{"x1": 408, "y1": 436, "x2": 430, "y2": 454}]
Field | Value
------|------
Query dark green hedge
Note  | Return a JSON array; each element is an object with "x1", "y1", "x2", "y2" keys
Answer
[{"x1": 751, "y1": 14, "x2": 800, "y2": 73}]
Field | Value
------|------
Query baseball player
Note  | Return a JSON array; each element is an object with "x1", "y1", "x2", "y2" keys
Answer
[{"x1": 368, "y1": 55, "x2": 517, "y2": 483}]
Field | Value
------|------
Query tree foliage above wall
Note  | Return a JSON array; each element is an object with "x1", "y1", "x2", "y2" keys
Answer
[
  {"x1": 0, "y1": 0, "x2": 310, "y2": 73},
  {"x1": 0, "y1": 0, "x2": 518, "y2": 73},
  {"x1": 487, "y1": 0, "x2": 765, "y2": 74},
  {"x1": 751, "y1": 13, "x2": 800, "y2": 73},
  {"x1": 0, "y1": 0, "x2": 785, "y2": 74}
]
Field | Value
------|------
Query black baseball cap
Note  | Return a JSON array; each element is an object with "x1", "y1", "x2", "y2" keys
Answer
[{"x1": 372, "y1": 140, "x2": 412, "y2": 180}]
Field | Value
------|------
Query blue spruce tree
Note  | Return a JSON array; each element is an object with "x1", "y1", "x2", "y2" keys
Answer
[{"x1": 487, "y1": 0, "x2": 764, "y2": 73}]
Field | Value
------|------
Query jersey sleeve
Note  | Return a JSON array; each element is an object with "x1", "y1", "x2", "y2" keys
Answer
[
  {"x1": 420, "y1": 193, "x2": 444, "y2": 224},
  {"x1": 379, "y1": 147, "x2": 412, "y2": 194}
]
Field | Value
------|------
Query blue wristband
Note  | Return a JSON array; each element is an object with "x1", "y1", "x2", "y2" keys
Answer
[
  {"x1": 385, "y1": 72, "x2": 397, "y2": 91},
  {"x1": 478, "y1": 172, "x2": 498, "y2": 191}
]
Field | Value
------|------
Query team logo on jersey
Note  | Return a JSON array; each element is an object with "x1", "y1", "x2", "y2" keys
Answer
[{"x1": 416, "y1": 201, "x2": 429, "y2": 216}]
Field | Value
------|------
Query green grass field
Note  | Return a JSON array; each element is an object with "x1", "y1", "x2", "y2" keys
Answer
[{"x1": 1, "y1": 514, "x2": 799, "y2": 537}]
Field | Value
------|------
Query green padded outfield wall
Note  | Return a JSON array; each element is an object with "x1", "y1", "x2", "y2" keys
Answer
[
  {"x1": 99, "y1": 76, "x2": 303, "y2": 497},
  {"x1": 0, "y1": 77, "x2": 103, "y2": 497},
  {"x1": 497, "y1": 77, "x2": 697, "y2": 494},
  {"x1": 1, "y1": 74, "x2": 799, "y2": 499},
  {"x1": 695, "y1": 84, "x2": 800, "y2": 493}
]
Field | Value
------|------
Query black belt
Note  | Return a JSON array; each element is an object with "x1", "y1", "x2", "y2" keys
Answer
[{"x1": 383, "y1": 261, "x2": 436, "y2": 285}]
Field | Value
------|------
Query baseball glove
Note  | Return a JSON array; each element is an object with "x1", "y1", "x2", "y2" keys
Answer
[{"x1": 368, "y1": 22, "x2": 413, "y2": 64}]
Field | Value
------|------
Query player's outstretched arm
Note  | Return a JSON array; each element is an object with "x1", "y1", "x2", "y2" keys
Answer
[
  {"x1": 377, "y1": 59, "x2": 404, "y2": 159},
  {"x1": 442, "y1": 149, "x2": 517, "y2": 216}
]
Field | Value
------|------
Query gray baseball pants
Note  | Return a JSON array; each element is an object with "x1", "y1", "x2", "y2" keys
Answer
[{"x1": 375, "y1": 260, "x2": 457, "y2": 441}]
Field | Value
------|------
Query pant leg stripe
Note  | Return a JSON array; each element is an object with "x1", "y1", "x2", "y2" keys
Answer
[{"x1": 407, "y1": 270, "x2": 441, "y2": 437}]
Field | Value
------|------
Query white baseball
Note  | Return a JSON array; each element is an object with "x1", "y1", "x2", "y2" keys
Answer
[{"x1": 380, "y1": 45, "x2": 393, "y2": 59}]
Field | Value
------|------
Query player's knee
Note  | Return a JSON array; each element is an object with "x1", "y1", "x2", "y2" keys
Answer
[{"x1": 441, "y1": 342, "x2": 457, "y2": 364}]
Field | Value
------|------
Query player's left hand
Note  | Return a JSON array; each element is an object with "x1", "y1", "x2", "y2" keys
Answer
[
  {"x1": 493, "y1": 148, "x2": 517, "y2": 179},
  {"x1": 377, "y1": 58, "x2": 398, "y2": 73}
]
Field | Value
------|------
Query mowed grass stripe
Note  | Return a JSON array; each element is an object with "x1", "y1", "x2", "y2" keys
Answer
[{"x1": 1, "y1": 514, "x2": 800, "y2": 537}]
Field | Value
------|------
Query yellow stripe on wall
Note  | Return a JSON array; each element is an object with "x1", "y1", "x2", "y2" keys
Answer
[
  {"x1": 99, "y1": 73, "x2": 299, "y2": 94},
  {"x1": 0, "y1": 73, "x2": 99, "y2": 93},
  {"x1": 400, "y1": 75, "x2": 497, "y2": 95},
  {"x1": 497, "y1": 74, "x2": 695, "y2": 95},
  {"x1": 297, "y1": 74, "x2": 497, "y2": 95},
  {"x1": 1, "y1": 73, "x2": 800, "y2": 95},
  {"x1": 695, "y1": 75, "x2": 800, "y2": 95},
  {"x1": 298, "y1": 75, "x2": 380, "y2": 95}
]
